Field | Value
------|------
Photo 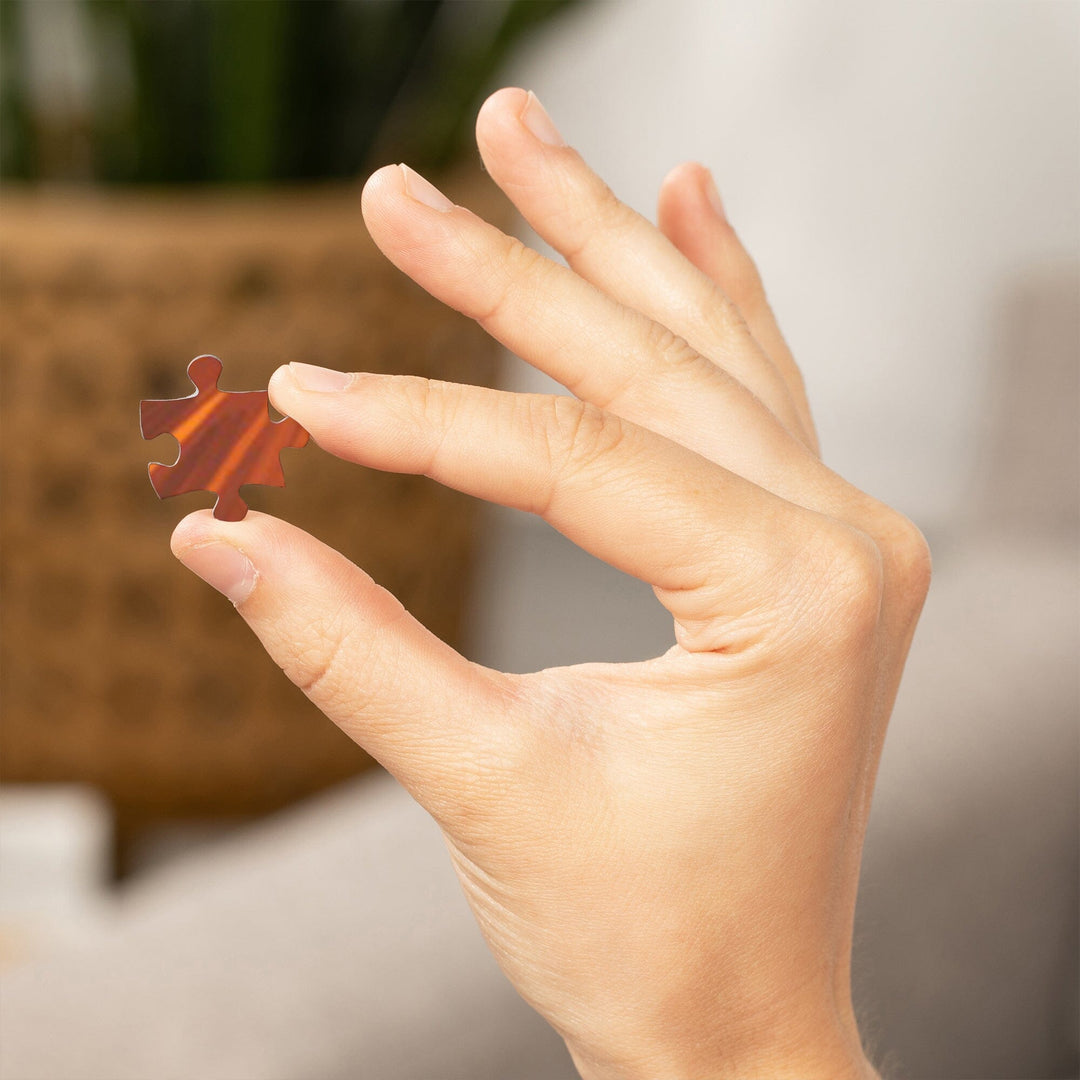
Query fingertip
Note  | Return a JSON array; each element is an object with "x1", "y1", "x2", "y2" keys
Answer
[
  {"x1": 657, "y1": 164, "x2": 735, "y2": 274},
  {"x1": 267, "y1": 362, "x2": 292, "y2": 389},
  {"x1": 170, "y1": 508, "x2": 282, "y2": 559},
  {"x1": 362, "y1": 162, "x2": 404, "y2": 194},
  {"x1": 476, "y1": 86, "x2": 530, "y2": 139},
  {"x1": 477, "y1": 87, "x2": 567, "y2": 167},
  {"x1": 360, "y1": 164, "x2": 406, "y2": 221},
  {"x1": 658, "y1": 161, "x2": 719, "y2": 224},
  {"x1": 170, "y1": 508, "x2": 219, "y2": 557},
  {"x1": 267, "y1": 363, "x2": 296, "y2": 413},
  {"x1": 659, "y1": 160, "x2": 710, "y2": 196}
]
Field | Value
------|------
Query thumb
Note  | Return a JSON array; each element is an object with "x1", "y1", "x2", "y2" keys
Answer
[{"x1": 171, "y1": 510, "x2": 520, "y2": 816}]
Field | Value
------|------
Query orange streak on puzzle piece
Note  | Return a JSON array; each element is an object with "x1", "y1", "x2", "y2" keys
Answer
[
  {"x1": 207, "y1": 403, "x2": 272, "y2": 496},
  {"x1": 168, "y1": 391, "x2": 228, "y2": 448}
]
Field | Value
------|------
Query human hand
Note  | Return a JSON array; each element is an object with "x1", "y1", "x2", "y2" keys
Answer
[{"x1": 172, "y1": 88, "x2": 930, "y2": 1079}]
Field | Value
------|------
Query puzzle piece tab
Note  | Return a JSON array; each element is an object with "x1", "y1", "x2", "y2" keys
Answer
[{"x1": 140, "y1": 355, "x2": 309, "y2": 520}]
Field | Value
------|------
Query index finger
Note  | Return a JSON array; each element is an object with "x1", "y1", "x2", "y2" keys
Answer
[{"x1": 270, "y1": 366, "x2": 847, "y2": 653}]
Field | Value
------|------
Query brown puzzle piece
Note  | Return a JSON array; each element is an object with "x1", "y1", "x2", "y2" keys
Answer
[{"x1": 140, "y1": 355, "x2": 309, "y2": 520}]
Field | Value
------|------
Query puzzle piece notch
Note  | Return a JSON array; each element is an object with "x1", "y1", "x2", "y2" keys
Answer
[{"x1": 140, "y1": 355, "x2": 309, "y2": 521}]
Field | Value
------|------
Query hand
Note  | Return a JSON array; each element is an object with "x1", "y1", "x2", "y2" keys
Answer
[{"x1": 172, "y1": 88, "x2": 930, "y2": 1079}]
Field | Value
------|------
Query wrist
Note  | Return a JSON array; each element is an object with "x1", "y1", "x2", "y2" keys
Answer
[
  {"x1": 565, "y1": 998, "x2": 878, "y2": 1080},
  {"x1": 570, "y1": 1041, "x2": 878, "y2": 1080}
]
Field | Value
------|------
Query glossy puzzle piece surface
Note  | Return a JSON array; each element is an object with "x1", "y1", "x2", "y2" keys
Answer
[{"x1": 140, "y1": 355, "x2": 309, "y2": 520}]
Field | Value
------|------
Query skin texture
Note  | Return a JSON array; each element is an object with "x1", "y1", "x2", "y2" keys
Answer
[{"x1": 172, "y1": 88, "x2": 929, "y2": 1079}]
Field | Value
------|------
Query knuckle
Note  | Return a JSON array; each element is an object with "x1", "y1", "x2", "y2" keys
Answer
[
  {"x1": 880, "y1": 511, "x2": 933, "y2": 616},
  {"x1": 643, "y1": 319, "x2": 706, "y2": 375},
  {"x1": 279, "y1": 591, "x2": 403, "y2": 716},
  {"x1": 501, "y1": 233, "x2": 546, "y2": 280},
  {"x1": 476, "y1": 234, "x2": 546, "y2": 325},
  {"x1": 291, "y1": 624, "x2": 354, "y2": 701},
  {"x1": 560, "y1": 174, "x2": 635, "y2": 262},
  {"x1": 700, "y1": 283, "x2": 753, "y2": 346},
  {"x1": 386, "y1": 373, "x2": 439, "y2": 432},
  {"x1": 419, "y1": 377, "x2": 459, "y2": 429},
  {"x1": 797, "y1": 525, "x2": 885, "y2": 647},
  {"x1": 721, "y1": 251, "x2": 768, "y2": 316},
  {"x1": 593, "y1": 180, "x2": 638, "y2": 238},
  {"x1": 283, "y1": 613, "x2": 361, "y2": 705},
  {"x1": 394, "y1": 375, "x2": 463, "y2": 471},
  {"x1": 396, "y1": 373, "x2": 436, "y2": 418},
  {"x1": 538, "y1": 396, "x2": 626, "y2": 481}
]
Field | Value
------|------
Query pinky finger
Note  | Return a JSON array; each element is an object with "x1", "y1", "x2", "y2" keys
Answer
[{"x1": 657, "y1": 162, "x2": 818, "y2": 454}]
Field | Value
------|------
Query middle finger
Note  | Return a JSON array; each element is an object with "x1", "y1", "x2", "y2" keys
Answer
[
  {"x1": 361, "y1": 163, "x2": 801, "y2": 491},
  {"x1": 474, "y1": 87, "x2": 813, "y2": 448}
]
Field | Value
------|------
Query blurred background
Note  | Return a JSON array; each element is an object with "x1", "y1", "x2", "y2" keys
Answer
[{"x1": 0, "y1": 2, "x2": 1076, "y2": 1079}]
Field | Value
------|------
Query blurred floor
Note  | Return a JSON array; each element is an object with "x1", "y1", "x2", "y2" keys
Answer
[{"x1": 0, "y1": 773, "x2": 576, "y2": 1080}]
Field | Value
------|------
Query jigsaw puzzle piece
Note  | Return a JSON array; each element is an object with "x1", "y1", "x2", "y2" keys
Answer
[
  {"x1": 140, "y1": 355, "x2": 309, "y2": 520},
  {"x1": 208, "y1": 485, "x2": 250, "y2": 523}
]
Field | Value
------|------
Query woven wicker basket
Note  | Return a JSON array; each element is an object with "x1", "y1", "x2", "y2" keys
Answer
[{"x1": 0, "y1": 179, "x2": 505, "y2": 856}]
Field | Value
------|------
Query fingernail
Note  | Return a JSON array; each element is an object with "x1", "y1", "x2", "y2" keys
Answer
[
  {"x1": 703, "y1": 169, "x2": 726, "y2": 220},
  {"x1": 399, "y1": 164, "x2": 454, "y2": 212},
  {"x1": 520, "y1": 91, "x2": 565, "y2": 147},
  {"x1": 289, "y1": 362, "x2": 353, "y2": 392},
  {"x1": 176, "y1": 543, "x2": 257, "y2": 606}
]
